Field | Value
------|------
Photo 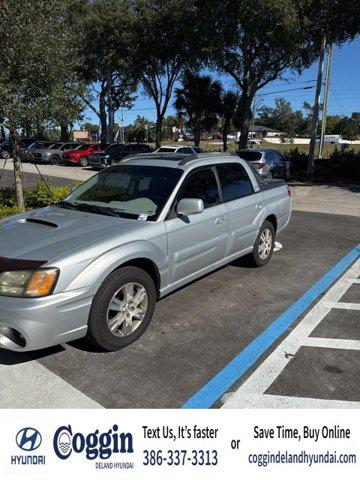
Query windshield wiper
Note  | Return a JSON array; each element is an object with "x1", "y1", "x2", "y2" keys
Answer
[
  {"x1": 71, "y1": 203, "x2": 121, "y2": 217},
  {"x1": 57, "y1": 201, "x2": 78, "y2": 210}
]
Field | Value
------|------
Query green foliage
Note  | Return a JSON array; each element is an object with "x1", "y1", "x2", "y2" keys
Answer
[
  {"x1": 0, "y1": 183, "x2": 71, "y2": 210},
  {"x1": 80, "y1": 0, "x2": 137, "y2": 143},
  {"x1": 258, "y1": 98, "x2": 307, "y2": 138},
  {"x1": 133, "y1": 0, "x2": 200, "y2": 146},
  {"x1": 285, "y1": 147, "x2": 360, "y2": 179},
  {"x1": 0, "y1": 0, "x2": 85, "y2": 134},
  {"x1": 0, "y1": 205, "x2": 21, "y2": 219},
  {"x1": 174, "y1": 70, "x2": 222, "y2": 145}
]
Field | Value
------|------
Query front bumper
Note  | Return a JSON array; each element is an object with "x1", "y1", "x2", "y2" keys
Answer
[{"x1": 0, "y1": 284, "x2": 100, "y2": 352}]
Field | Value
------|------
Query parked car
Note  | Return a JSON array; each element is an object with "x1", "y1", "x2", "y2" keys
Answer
[
  {"x1": 89, "y1": 143, "x2": 152, "y2": 169},
  {"x1": 236, "y1": 148, "x2": 288, "y2": 179},
  {"x1": 0, "y1": 152, "x2": 291, "y2": 352},
  {"x1": 155, "y1": 145, "x2": 203, "y2": 154},
  {"x1": 32, "y1": 142, "x2": 81, "y2": 165},
  {"x1": 0, "y1": 138, "x2": 37, "y2": 160},
  {"x1": 18, "y1": 141, "x2": 54, "y2": 162},
  {"x1": 62, "y1": 143, "x2": 106, "y2": 167}
]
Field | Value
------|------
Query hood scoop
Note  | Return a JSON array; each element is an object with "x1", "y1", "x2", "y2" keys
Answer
[{"x1": 25, "y1": 218, "x2": 58, "y2": 228}]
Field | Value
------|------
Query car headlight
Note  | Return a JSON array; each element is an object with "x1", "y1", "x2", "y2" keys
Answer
[{"x1": 0, "y1": 268, "x2": 59, "y2": 297}]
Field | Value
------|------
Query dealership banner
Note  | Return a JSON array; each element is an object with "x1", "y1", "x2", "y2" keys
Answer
[{"x1": 0, "y1": 409, "x2": 359, "y2": 479}]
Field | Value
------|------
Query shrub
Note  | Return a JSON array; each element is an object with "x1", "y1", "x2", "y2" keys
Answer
[
  {"x1": 0, "y1": 181, "x2": 73, "y2": 218},
  {"x1": 0, "y1": 205, "x2": 21, "y2": 218},
  {"x1": 284, "y1": 147, "x2": 360, "y2": 180},
  {"x1": 25, "y1": 182, "x2": 71, "y2": 207}
]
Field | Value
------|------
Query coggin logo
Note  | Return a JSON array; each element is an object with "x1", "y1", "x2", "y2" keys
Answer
[{"x1": 53, "y1": 425, "x2": 134, "y2": 460}]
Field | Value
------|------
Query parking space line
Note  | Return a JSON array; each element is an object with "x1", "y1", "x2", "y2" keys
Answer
[
  {"x1": 222, "y1": 394, "x2": 360, "y2": 409},
  {"x1": 222, "y1": 256, "x2": 360, "y2": 409},
  {"x1": 302, "y1": 337, "x2": 360, "y2": 350},
  {"x1": 324, "y1": 301, "x2": 360, "y2": 310},
  {"x1": 183, "y1": 244, "x2": 360, "y2": 408},
  {"x1": 0, "y1": 352, "x2": 103, "y2": 409}
]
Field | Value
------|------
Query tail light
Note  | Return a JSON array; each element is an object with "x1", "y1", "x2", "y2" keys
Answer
[
  {"x1": 256, "y1": 162, "x2": 265, "y2": 169},
  {"x1": 288, "y1": 186, "x2": 291, "y2": 197}
]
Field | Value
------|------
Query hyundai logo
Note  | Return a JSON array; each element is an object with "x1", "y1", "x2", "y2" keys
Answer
[{"x1": 16, "y1": 428, "x2": 42, "y2": 451}]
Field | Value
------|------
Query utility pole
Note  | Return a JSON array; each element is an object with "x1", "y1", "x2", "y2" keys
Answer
[
  {"x1": 307, "y1": 35, "x2": 327, "y2": 176},
  {"x1": 319, "y1": 44, "x2": 333, "y2": 159}
]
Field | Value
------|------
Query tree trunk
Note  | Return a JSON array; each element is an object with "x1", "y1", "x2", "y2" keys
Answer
[
  {"x1": 235, "y1": 93, "x2": 253, "y2": 149},
  {"x1": 194, "y1": 127, "x2": 201, "y2": 147},
  {"x1": 222, "y1": 121, "x2": 229, "y2": 152},
  {"x1": 99, "y1": 89, "x2": 107, "y2": 145},
  {"x1": 60, "y1": 125, "x2": 70, "y2": 142},
  {"x1": 106, "y1": 76, "x2": 115, "y2": 144},
  {"x1": 155, "y1": 115, "x2": 163, "y2": 149},
  {"x1": 10, "y1": 130, "x2": 25, "y2": 212}
]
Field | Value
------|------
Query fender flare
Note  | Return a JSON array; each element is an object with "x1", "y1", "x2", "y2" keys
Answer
[{"x1": 65, "y1": 240, "x2": 169, "y2": 291}]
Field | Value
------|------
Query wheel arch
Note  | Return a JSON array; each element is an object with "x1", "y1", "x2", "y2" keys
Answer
[
  {"x1": 265, "y1": 214, "x2": 277, "y2": 233},
  {"x1": 114, "y1": 258, "x2": 161, "y2": 297}
]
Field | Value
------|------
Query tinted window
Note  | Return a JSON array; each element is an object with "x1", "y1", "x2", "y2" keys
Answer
[
  {"x1": 157, "y1": 147, "x2": 176, "y2": 152},
  {"x1": 237, "y1": 151, "x2": 262, "y2": 161},
  {"x1": 180, "y1": 169, "x2": 219, "y2": 208},
  {"x1": 131, "y1": 144, "x2": 147, "y2": 153},
  {"x1": 177, "y1": 147, "x2": 193, "y2": 154},
  {"x1": 217, "y1": 163, "x2": 254, "y2": 202}
]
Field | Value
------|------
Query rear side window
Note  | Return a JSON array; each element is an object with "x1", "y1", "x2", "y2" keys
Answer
[
  {"x1": 217, "y1": 163, "x2": 254, "y2": 202},
  {"x1": 180, "y1": 169, "x2": 219, "y2": 208},
  {"x1": 237, "y1": 151, "x2": 262, "y2": 161},
  {"x1": 177, "y1": 147, "x2": 194, "y2": 154}
]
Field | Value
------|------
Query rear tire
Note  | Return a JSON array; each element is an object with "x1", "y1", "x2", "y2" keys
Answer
[
  {"x1": 87, "y1": 266, "x2": 156, "y2": 351},
  {"x1": 248, "y1": 220, "x2": 275, "y2": 267}
]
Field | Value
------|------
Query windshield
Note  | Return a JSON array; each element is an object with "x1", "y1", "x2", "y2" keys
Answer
[
  {"x1": 105, "y1": 144, "x2": 124, "y2": 154},
  {"x1": 49, "y1": 143, "x2": 62, "y2": 149},
  {"x1": 30, "y1": 142, "x2": 45, "y2": 149},
  {"x1": 62, "y1": 165, "x2": 182, "y2": 220},
  {"x1": 157, "y1": 147, "x2": 176, "y2": 153},
  {"x1": 237, "y1": 151, "x2": 262, "y2": 161},
  {"x1": 77, "y1": 144, "x2": 93, "y2": 151}
]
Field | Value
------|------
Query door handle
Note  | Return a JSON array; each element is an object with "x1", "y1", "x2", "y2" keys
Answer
[
  {"x1": 215, "y1": 217, "x2": 225, "y2": 225},
  {"x1": 255, "y1": 204, "x2": 263, "y2": 209}
]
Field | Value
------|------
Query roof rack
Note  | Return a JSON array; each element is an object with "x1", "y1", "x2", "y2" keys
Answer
[{"x1": 125, "y1": 152, "x2": 199, "y2": 165}]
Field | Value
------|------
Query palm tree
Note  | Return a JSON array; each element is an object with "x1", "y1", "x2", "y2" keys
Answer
[
  {"x1": 220, "y1": 91, "x2": 238, "y2": 152},
  {"x1": 174, "y1": 70, "x2": 222, "y2": 146}
]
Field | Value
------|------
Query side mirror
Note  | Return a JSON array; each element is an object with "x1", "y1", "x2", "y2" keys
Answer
[{"x1": 176, "y1": 198, "x2": 204, "y2": 216}]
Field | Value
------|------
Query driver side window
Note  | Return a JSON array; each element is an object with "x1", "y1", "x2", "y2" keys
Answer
[{"x1": 179, "y1": 169, "x2": 219, "y2": 208}]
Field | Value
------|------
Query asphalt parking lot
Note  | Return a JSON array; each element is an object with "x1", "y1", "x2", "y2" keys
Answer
[{"x1": 0, "y1": 209, "x2": 359, "y2": 408}]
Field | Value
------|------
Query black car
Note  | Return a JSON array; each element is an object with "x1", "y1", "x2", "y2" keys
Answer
[
  {"x1": 0, "y1": 138, "x2": 37, "y2": 159},
  {"x1": 89, "y1": 143, "x2": 153, "y2": 169}
]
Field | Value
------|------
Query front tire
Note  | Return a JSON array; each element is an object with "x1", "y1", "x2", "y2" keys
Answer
[
  {"x1": 248, "y1": 220, "x2": 275, "y2": 267},
  {"x1": 79, "y1": 156, "x2": 89, "y2": 167},
  {"x1": 1, "y1": 151, "x2": 10, "y2": 159},
  {"x1": 50, "y1": 155, "x2": 60, "y2": 165},
  {"x1": 87, "y1": 267, "x2": 156, "y2": 351}
]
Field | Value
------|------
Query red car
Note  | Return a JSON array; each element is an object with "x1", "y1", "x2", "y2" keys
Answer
[{"x1": 62, "y1": 143, "x2": 104, "y2": 167}]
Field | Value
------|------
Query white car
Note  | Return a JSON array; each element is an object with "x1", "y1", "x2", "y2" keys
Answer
[{"x1": 155, "y1": 145, "x2": 203, "y2": 154}]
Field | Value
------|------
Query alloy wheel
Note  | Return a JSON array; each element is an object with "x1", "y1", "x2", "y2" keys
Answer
[
  {"x1": 258, "y1": 228, "x2": 273, "y2": 260},
  {"x1": 106, "y1": 282, "x2": 148, "y2": 337}
]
